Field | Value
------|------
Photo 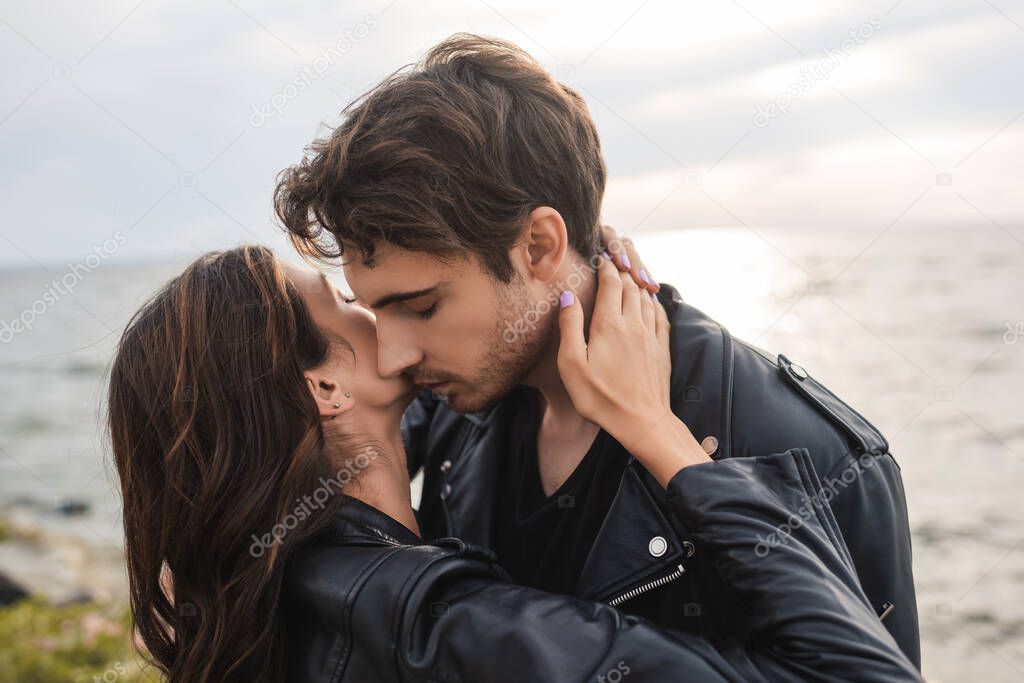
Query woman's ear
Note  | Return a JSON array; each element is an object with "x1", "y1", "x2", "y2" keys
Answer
[{"x1": 303, "y1": 370, "x2": 355, "y2": 419}]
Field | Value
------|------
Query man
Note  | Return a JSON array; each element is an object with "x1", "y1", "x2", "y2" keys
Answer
[{"x1": 276, "y1": 32, "x2": 920, "y2": 666}]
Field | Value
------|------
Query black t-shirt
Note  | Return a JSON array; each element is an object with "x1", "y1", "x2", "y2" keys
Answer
[{"x1": 493, "y1": 386, "x2": 630, "y2": 595}]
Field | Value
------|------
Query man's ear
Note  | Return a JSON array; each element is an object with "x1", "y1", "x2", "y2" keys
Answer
[
  {"x1": 520, "y1": 206, "x2": 568, "y2": 283},
  {"x1": 303, "y1": 370, "x2": 355, "y2": 419}
]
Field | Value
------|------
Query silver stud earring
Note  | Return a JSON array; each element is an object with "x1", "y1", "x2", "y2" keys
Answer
[
  {"x1": 344, "y1": 392, "x2": 352, "y2": 398},
  {"x1": 333, "y1": 402, "x2": 341, "y2": 409}
]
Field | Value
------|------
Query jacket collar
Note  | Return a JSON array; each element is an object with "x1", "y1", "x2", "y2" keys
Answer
[{"x1": 326, "y1": 495, "x2": 421, "y2": 547}]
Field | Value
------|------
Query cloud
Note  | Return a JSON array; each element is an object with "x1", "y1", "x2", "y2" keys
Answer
[{"x1": 0, "y1": 0, "x2": 1020, "y2": 266}]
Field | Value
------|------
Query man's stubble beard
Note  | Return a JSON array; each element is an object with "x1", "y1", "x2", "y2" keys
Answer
[{"x1": 444, "y1": 277, "x2": 549, "y2": 414}]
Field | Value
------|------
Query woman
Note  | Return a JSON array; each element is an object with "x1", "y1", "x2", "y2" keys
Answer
[{"x1": 108, "y1": 245, "x2": 917, "y2": 682}]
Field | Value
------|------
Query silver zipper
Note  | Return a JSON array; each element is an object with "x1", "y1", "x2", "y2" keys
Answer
[{"x1": 607, "y1": 564, "x2": 686, "y2": 607}]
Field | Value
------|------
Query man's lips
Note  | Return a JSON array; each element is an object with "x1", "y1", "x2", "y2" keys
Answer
[{"x1": 418, "y1": 380, "x2": 450, "y2": 390}]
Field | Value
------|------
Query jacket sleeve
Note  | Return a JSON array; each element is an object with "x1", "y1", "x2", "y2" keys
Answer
[
  {"x1": 401, "y1": 389, "x2": 441, "y2": 478},
  {"x1": 823, "y1": 450, "x2": 921, "y2": 667},
  {"x1": 351, "y1": 449, "x2": 920, "y2": 683}
]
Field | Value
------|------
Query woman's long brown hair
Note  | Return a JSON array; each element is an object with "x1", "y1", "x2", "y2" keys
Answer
[{"x1": 108, "y1": 245, "x2": 346, "y2": 682}]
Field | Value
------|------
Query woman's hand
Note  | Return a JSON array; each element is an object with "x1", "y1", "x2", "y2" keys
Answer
[
  {"x1": 557, "y1": 256, "x2": 709, "y2": 487},
  {"x1": 600, "y1": 224, "x2": 660, "y2": 295},
  {"x1": 557, "y1": 255, "x2": 669, "y2": 442}
]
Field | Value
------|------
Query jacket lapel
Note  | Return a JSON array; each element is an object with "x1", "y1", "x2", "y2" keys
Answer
[{"x1": 573, "y1": 464, "x2": 687, "y2": 601}]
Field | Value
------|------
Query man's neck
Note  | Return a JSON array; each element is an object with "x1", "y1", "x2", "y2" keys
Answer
[
  {"x1": 522, "y1": 252, "x2": 598, "y2": 406},
  {"x1": 521, "y1": 257, "x2": 601, "y2": 494}
]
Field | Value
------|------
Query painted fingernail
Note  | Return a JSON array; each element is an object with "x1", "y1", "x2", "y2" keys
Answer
[
  {"x1": 639, "y1": 269, "x2": 651, "y2": 284},
  {"x1": 600, "y1": 250, "x2": 612, "y2": 261},
  {"x1": 560, "y1": 290, "x2": 574, "y2": 308},
  {"x1": 620, "y1": 254, "x2": 631, "y2": 270}
]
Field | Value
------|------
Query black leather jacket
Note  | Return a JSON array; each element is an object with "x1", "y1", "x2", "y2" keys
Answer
[
  {"x1": 404, "y1": 283, "x2": 920, "y2": 667},
  {"x1": 284, "y1": 450, "x2": 918, "y2": 682}
]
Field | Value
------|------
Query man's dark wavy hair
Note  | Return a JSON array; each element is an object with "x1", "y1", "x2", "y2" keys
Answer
[{"x1": 274, "y1": 32, "x2": 607, "y2": 282}]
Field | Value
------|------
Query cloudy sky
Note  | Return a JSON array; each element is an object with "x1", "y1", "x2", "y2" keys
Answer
[{"x1": 0, "y1": 0, "x2": 1021, "y2": 267}]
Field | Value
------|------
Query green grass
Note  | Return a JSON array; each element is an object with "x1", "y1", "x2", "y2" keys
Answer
[
  {"x1": 0, "y1": 597, "x2": 157, "y2": 683},
  {"x1": 0, "y1": 516, "x2": 43, "y2": 543}
]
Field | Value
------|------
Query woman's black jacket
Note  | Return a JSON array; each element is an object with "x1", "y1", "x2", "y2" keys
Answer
[{"x1": 284, "y1": 448, "x2": 919, "y2": 682}]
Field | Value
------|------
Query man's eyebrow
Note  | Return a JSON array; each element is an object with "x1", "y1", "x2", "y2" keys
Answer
[{"x1": 369, "y1": 285, "x2": 441, "y2": 310}]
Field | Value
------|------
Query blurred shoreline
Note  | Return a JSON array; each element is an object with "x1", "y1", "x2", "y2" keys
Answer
[{"x1": 0, "y1": 505, "x2": 125, "y2": 606}]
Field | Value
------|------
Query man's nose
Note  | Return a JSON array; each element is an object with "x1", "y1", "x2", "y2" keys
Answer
[{"x1": 376, "y1": 324, "x2": 423, "y2": 379}]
